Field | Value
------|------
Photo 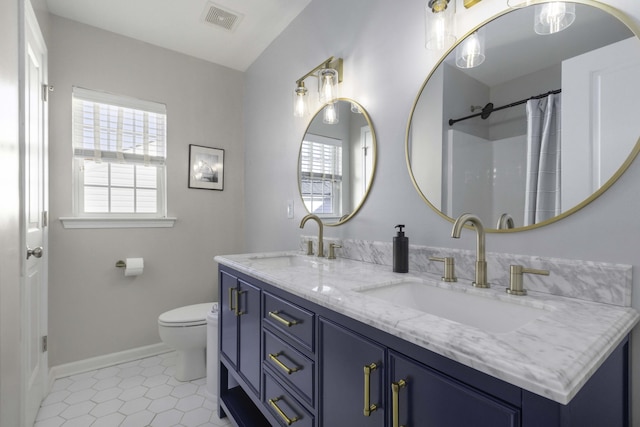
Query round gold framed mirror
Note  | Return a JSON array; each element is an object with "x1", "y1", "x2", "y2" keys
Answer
[
  {"x1": 406, "y1": 0, "x2": 640, "y2": 232},
  {"x1": 298, "y1": 99, "x2": 377, "y2": 226}
]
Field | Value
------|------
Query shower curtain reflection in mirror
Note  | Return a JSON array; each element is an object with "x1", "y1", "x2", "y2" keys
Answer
[{"x1": 524, "y1": 94, "x2": 561, "y2": 226}]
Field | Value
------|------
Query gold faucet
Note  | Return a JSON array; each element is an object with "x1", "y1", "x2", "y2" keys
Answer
[
  {"x1": 299, "y1": 214, "x2": 324, "y2": 257},
  {"x1": 451, "y1": 213, "x2": 489, "y2": 288}
]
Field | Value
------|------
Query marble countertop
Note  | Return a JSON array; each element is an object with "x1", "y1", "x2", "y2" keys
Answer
[{"x1": 214, "y1": 251, "x2": 639, "y2": 405}]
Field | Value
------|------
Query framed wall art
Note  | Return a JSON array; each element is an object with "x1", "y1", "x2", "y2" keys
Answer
[{"x1": 188, "y1": 145, "x2": 224, "y2": 191}]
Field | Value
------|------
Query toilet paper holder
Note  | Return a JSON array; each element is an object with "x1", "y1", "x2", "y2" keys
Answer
[{"x1": 115, "y1": 260, "x2": 127, "y2": 268}]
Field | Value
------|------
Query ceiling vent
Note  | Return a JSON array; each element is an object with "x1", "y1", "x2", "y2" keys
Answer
[{"x1": 202, "y1": 2, "x2": 243, "y2": 32}]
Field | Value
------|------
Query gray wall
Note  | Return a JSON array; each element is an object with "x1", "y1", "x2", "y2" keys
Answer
[
  {"x1": 48, "y1": 15, "x2": 245, "y2": 367},
  {"x1": 243, "y1": 0, "x2": 640, "y2": 420}
]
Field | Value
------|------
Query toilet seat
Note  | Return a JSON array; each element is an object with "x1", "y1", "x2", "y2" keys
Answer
[{"x1": 158, "y1": 302, "x2": 213, "y2": 327}]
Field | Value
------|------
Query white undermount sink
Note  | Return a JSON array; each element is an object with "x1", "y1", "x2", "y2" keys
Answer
[
  {"x1": 247, "y1": 254, "x2": 329, "y2": 269},
  {"x1": 358, "y1": 279, "x2": 548, "y2": 334}
]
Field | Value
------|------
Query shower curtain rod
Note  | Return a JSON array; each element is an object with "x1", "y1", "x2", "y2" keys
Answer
[{"x1": 448, "y1": 89, "x2": 561, "y2": 126}]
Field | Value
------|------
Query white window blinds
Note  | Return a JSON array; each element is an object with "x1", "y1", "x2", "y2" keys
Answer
[
  {"x1": 72, "y1": 87, "x2": 166, "y2": 165},
  {"x1": 72, "y1": 87, "x2": 167, "y2": 217},
  {"x1": 300, "y1": 135, "x2": 342, "y2": 216},
  {"x1": 300, "y1": 138, "x2": 342, "y2": 180}
]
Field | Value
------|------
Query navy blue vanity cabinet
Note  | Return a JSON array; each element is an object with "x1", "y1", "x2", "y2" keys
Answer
[
  {"x1": 219, "y1": 269, "x2": 262, "y2": 396},
  {"x1": 262, "y1": 292, "x2": 317, "y2": 426},
  {"x1": 389, "y1": 351, "x2": 520, "y2": 427},
  {"x1": 217, "y1": 265, "x2": 631, "y2": 427},
  {"x1": 319, "y1": 318, "x2": 386, "y2": 427}
]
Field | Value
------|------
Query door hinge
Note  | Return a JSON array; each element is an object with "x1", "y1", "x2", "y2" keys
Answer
[
  {"x1": 42, "y1": 335, "x2": 48, "y2": 352},
  {"x1": 42, "y1": 211, "x2": 48, "y2": 227},
  {"x1": 42, "y1": 84, "x2": 54, "y2": 102}
]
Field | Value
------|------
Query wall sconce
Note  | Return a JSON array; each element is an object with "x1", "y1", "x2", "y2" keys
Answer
[
  {"x1": 293, "y1": 81, "x2": 310, "y2": 117},
  {"x1": 534, "y1": 2, "x2": 575, "y2": 35},
  {"x1": 425, "y1": 0, "x2": 456, "y2": 50},
  {"x1": 293, "y1": 56, "x2": 343, "y2": 118},
  {"x1": 456, "y1": 28, "x2": 485, "y2": 68}
]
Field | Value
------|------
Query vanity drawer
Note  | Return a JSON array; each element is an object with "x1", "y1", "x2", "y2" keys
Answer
[
  {"x1": 264, "y1": 292, "x2": 314, "y2": 351},
  {"x1": 264, "y1": 370, "x2": 315, "y2": 427},
  {"x1": 264, "y1": 329, "x2": 314, "y2": 406}
]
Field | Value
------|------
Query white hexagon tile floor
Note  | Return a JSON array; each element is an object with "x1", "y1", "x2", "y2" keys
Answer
[{"x1": 34, "y1": 352, "x2": 234, "y2": 427}]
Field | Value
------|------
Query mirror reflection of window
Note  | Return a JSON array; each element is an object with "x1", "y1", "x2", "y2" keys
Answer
[
  {"x1": 298, "y1": 99, "x2": 377, "y2": 226},
  {"x1": 300, "y1": 134, "x2": 343, "y2": 219}
]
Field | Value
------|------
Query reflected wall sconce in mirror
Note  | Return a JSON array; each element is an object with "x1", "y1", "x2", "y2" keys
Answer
[
  {"x1": 534, "y1": 2, "x2": 576, "y2": 34},
  {"x1": 293, "y1": 56, "x2": 343, "y2": 118},
  {"x1": 456, "y1": 28, "x2": 485, "y2": 68},
  {"x1": 323, "y1": 102, "x2": 339, "y2": 124},
  {"x1": 425, "y1": 0, "x2": 456, "y2": 50},
  {"x1": 507, "y1": 1, "x2": 576, "y2": 34}
]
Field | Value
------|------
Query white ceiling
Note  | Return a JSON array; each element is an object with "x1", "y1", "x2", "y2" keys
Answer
[{"x1": 45, "y1": 0, "x2": 312, "y2": 71}]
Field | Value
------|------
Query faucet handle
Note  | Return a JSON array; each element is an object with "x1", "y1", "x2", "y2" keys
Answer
[
  {"x1": 328, "y1": 243, "x2": 342, "y2": 260},
  {"x1": 507, "y1": 265, "x2": 549, "y2": 296},
  {"x1": 306, "y1": 240, "x2": 314, "y2": 256},
  {"x1": 429, "y1": 256, "x2": 457, "y2": 282}
]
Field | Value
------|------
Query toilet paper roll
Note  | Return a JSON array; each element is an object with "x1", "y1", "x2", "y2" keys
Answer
[{"x1": 124, "y1": 258, "x2": 144, "y2": 277}]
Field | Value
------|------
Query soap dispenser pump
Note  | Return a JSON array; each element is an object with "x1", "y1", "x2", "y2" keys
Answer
[{"x1": 393, "y1": 224, "x2": 409, "y2": 273}]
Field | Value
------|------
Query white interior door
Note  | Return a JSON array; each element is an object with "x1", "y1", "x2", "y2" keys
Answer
[
  {"x1": 22, "y1": 2, "x2": 48, "y2": 426},
  {"x1": 561, "y1": 37, "x2": 640, "y2": 210}
]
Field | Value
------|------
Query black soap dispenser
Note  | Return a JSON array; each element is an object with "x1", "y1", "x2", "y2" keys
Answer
[{"x1": 393, "y1": 224, "x2": 409, "y2": 273}]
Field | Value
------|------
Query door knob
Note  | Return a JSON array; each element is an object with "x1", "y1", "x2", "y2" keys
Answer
[{"x1": 26, "y1": 246, "x2": 43, "y2": 259}]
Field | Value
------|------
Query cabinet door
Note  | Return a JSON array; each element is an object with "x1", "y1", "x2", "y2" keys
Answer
[
  {"x1": 390, "y1": 352, "x2": 520, "y2": 427},
  {"x1": 219, "y1": 270, "x2": 238, "y2": 370},
  {"x1": 238, "y1": 279, "x2": 261, "y2": 394},
  {"x1": 320, "y1": 319, "x2": 385, "y2": 427}
]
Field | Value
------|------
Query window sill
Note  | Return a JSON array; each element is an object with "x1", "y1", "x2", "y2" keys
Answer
[{"x1": 60, "y1": 217, "x2": 177, "y2": 229}]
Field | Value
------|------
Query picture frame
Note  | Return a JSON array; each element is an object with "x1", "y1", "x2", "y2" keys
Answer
[{"x1": 188, "y1": 145, "x2": 224, "y2": 191}]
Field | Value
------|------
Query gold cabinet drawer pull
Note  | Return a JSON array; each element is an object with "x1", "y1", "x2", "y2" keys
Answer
[
  {"x1": 269, "y1": 353, "x2": 300, "y2": 375},
  {"x1": 268, "y1": 397, "x2": 300, "y2": 425},
  {"x1": 234, "y1": 290, "x2": 245, "y2": 316},
  {"x1": 269, "y1": 310, "x2": 299, "y2": 327},
  {"x1": 363, "y1": 362, "x2": 379, "y2": 416},
  {"x1": 392, "y1": 379, "x2": 408, "y2": 427}
]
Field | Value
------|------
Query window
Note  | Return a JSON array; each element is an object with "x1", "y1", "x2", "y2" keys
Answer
[
  {"x1": 299, "y1": 134, "x2": 342, "y2": 218},
  {"x1": 72, "y1": 87, "x2": 167, "y2": 219}
]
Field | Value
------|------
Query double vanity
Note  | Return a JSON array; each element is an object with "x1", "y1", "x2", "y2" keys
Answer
[
  {"x1": 221, "y1": 2, "x2": 640, "y2": 424},
  {"x1": 214, "y1": 242, "x2": 638, "y2": 426}
]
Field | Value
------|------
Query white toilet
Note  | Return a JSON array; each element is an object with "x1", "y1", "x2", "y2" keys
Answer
[{"x1": 158, "y1": 302, "x2": 215, "y2": 382}]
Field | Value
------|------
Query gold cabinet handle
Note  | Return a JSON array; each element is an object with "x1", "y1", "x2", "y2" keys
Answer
[
  {"x1": 234, "y1": 290, "x2": 245, "y2": 316},
  {"x1": 268, "y1": 397, "x2": 299, "y2": 425},
  {"x1": 392, "y1": 379, "x2": 407, "y2": 427},
  {"x1": 268, "y1": 311, "x2": 299, "y2": 327},
  {"x1": 363, "y1": 362, "x2": 379, "y2": 416},
  {"x1": 269, "y1": 353, "x2": 300, "y2": 375}
]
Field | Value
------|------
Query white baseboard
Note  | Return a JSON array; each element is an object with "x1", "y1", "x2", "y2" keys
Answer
[{"x1": 47, "y1": 343, "x2": 173, "y2": 390}]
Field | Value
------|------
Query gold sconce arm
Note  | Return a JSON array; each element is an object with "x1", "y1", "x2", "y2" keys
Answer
[{"x1": 295, "y1": 56, "x2": 343, "y2": 86}]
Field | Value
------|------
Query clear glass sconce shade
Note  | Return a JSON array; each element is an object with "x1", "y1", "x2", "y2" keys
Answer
[
  {"x1": 456, "y1": 29, "x2": 485, "y2": 69},
  {"x1": 323, "y1": 102, "x2": 339, "y2": 124},
  {"x1": 425, "y1": 0, "x2": 456, "y2": 50},
  {"x1": 534, "y1": 2, "x2": 576, "y2": 35},
  {"x1": 293, "y1": 83, "x2": 310, "y2": 117},
  {"x1": 319, "y1": 68, "x2": 339, "y2": 104}
]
